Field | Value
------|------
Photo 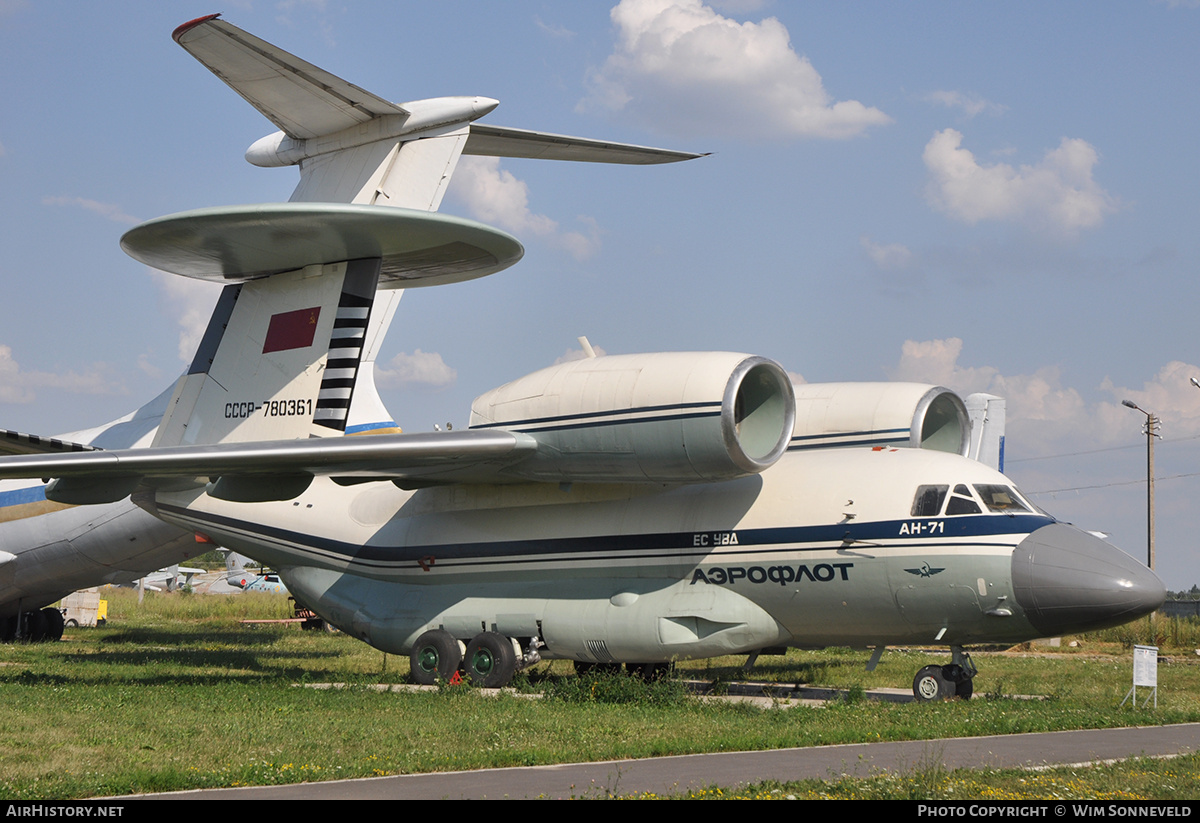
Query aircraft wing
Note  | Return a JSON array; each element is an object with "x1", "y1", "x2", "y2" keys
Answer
[
  {"x1": 0, "y1": 430, "x2": 100, "y2": 457},
  {"x1": 0, "y1": 430, "x2": 538, "y2": 503},
  {"x1": 464, "y1": 124, "x2": 708, "y2": 165},
  {"x1": 173, "y1": 14, "x2": 406, "y2": 139}
]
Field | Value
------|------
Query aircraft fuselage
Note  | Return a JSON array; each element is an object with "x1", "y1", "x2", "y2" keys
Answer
[{"x1": 146, "y1": 446, "x2": 1163, "y2": 665}]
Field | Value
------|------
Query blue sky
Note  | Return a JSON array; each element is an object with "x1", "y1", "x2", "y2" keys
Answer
[{"x1": 2, "y1": 1, "x2": 1199, "y2": 588}]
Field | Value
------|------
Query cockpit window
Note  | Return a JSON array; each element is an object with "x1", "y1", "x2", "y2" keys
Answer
[
  {"x1": 973, "y1": 484, "x2": 1030, "y2": 513},
  {"x1": 911, "y1": 485, "x2": 948, "y2": 517},
  {"x1": 912, "y1": 482, "x2": 1030, "y2": 516},
  {"x1": 945, "y1": 486, "x2": 981, "y2": 515}
]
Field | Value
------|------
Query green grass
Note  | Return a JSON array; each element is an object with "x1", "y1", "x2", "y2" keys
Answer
[
  {"x1": 1, "y1": 588, "x2": 1198, "y2": 799},
  {"x1": 612, "y1": 755, "x2": 1200, "y2": 800}
]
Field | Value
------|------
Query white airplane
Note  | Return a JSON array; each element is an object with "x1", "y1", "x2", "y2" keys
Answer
[
  {"x1": 137, "y1": 564, "x2": 206, "y2": 593},
  {"x1": 0, "y1": 18, "x2": 1164, "y2": 702},
  {"x1": 222, "y1": 551, "x2": 288, "y2": 595},
  {"x1": 0, "y1": 14, "x2": 700, "y2": 643}
]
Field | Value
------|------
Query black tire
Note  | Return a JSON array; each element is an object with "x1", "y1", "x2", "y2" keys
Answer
[
  {"x1": 25, "y1": 610, "x2": 47, "y2": 643},
  {"x1": 0, "y1": 615, "x2": 17, "y2": 643},
  {"x1": 64, "y1": 619, "x2": 80, "y2": 629},
  {"x1": 410, "y1": 630, "x2": 462, "y2": 685},
  {"x1": 465, "y1": 632, "x2": 517, "y2": 688},
  {"x1": 574, "y1": 661, "x2": 622, "y2": 676},
  {"x1": 942, "y1": 665, "x2": 974, "y2": 700},
  {"x1": 40, "y1": 608, "x2": 65, "y2": 642},
  {"x1": 913, "y1": 664, "x2": 955, "y2": 701}
]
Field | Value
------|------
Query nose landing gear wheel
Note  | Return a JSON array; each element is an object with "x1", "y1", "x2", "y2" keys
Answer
[
  {"x1": 409, "y1": 629, "x2": 463, "y2": 685},
  {"x1": 943, "y1": 664, "x2": 973, "y2": 700},
  {"x1": 913, "y1": 665, "x2": 954, "y2": 701}
]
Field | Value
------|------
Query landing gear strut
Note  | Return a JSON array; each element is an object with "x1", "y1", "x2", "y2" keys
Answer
[{"x1": 912, "y1": 647, "x2": 976, "y2": 701}]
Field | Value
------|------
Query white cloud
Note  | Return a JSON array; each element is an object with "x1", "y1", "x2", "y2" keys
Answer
[
  {"x1": 450, "y1": 156, "x2": 601, "y2": 260},
  {"x1": 922, "y1": 129, "x2": 1117, "y2": 235},
  {"x1": 888, "y1": 338, "x2": 1200, "y2": 453},
  {"x1": 861, "y1": 237, "x2": 913, "y2": 270},
  {"x1": 888, "y1": 338, "x2": 1001, "y2": 395},
  {"x1": 534, "y1": 15, "x2": 575, "y2": 39},
  {"x1": 1098, "y1": 361, "x2": 1200, "y2": 441},
  {"x1": 888, "y1": 337, "x2": 1089, "y2": 453},
  {"x1": 42, "y1": 195, "x2": 140, "y2": 225},
  {"x1": 136, "y1": 353, "x2": 162, "y2": 380},
  {"x1": 580, "y1": 0, "x2": 891, "y2": 139},
  {"x1": 0, "y1": 344, "x2": 125, "y2": 405},
  {"x1": 922, "y1": 90, "x2": 1006, "y2": 119},
  {"x1": 376, "y1": 350, "x2": 457, "y2": 389},
  {"x1": 148, "y1": 269, "x2": 222, "y2": 364}
]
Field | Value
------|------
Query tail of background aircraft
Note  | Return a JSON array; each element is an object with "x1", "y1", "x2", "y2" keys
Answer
[{"x1": 965, "y1": 393, "x2": 1006, "y2": 472}]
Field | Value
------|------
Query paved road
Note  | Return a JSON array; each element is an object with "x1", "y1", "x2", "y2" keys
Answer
[{"x1": 138, "y1": 722, "x2": 1200, "y2": 800}]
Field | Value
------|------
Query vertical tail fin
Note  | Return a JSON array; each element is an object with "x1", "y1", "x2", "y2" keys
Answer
[
  {"x1": 121, "y1": 203, "x2": 523, "y2": 450},
  {"x1": 154, "y1": 259, "x2": 381, "y2": 447},
  {"x1": 965, "y1": 393, "x2": 1006, "y2": 472}
]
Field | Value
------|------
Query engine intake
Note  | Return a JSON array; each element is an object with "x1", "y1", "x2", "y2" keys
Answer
[
  {"x1": 790, "y1": 382, "x2": 968, "y2": 455},
  {"x1": 470, "y1": 353, "x2": 795, "y2": 483}
]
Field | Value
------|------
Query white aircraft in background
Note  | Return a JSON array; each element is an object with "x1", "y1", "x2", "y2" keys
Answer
[
  {"x1": 0, "y1": 17, "x2": 1163, "y2": 702},
  {"x1": 138, "y1": 564, "x2": 206, "y2": 593},
  {"x1": 222, "y1": 551, "x2": 287, "y2": 595}
]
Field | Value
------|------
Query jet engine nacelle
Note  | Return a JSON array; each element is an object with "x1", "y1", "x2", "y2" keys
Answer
[
  {"x1": 470, "y1": 353, "x2": 795, "y2": 483},
  {"x1": 790, "y1": 382, "x2": 969, "y2": 455}
]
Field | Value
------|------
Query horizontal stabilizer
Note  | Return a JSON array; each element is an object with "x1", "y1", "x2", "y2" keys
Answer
[
  {"x1": 465, "y1": 124, "x2": 708, "y2": 165},
  {"x1": 0, "y1": 430, "x2": 99, "y2": 457},
  {"x1": 173, "y1": 14, "x2": 405, "y2": 139}
]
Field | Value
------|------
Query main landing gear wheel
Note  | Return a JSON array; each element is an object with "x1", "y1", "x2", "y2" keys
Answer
[
  {"x1": 41, "y1": 608, "x2": 64, "y2": 642},
  {"x1": 465, "y1": 632, "x2": 518, "y2": 688},
  {"x1": 410, "y1": 629, "x2": 463, "y2": 685},
  {"x1": 25, "y1": 610, "x2": 48, "y2": 643}
]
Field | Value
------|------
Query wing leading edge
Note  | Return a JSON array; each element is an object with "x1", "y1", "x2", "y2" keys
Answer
[{"x1": 0, "y1": 430, "x2": 540, "y2": 504}]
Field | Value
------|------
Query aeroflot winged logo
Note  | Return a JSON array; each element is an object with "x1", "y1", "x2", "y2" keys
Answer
[
  {"x1": 263, "y1": 307, "x2": 321, "y2": 353},
  {"x1": 905, "y1": 562, "x2": 946, "y2": 578}
]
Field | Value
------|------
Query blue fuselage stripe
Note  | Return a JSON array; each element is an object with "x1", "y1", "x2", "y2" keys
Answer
[{"x1": 157, "y1": 502, "x2": 1051, "y2": 570}]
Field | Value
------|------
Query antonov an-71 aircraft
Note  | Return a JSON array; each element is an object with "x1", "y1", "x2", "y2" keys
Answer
[{"x1": 0, "y1": 17, "x2": 1164, "y2": 701}]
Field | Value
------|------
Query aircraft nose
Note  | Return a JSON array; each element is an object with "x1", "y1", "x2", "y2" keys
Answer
[{"x1": 1011, "y1": 523, "x2": 1165, "y2": 637}]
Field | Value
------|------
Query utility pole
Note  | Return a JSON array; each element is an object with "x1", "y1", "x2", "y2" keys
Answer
[{"x1": 1122, "y1": 400, "x2": 1158, "y2": 570}]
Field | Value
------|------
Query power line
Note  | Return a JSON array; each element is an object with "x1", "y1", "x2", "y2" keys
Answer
[
  {"x1": 1007, "y1": 432, "x2": 1200, "y2": 464},
  {"x1": 1025, "y1": 471, "x2": 1200, "y2": 496}
]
